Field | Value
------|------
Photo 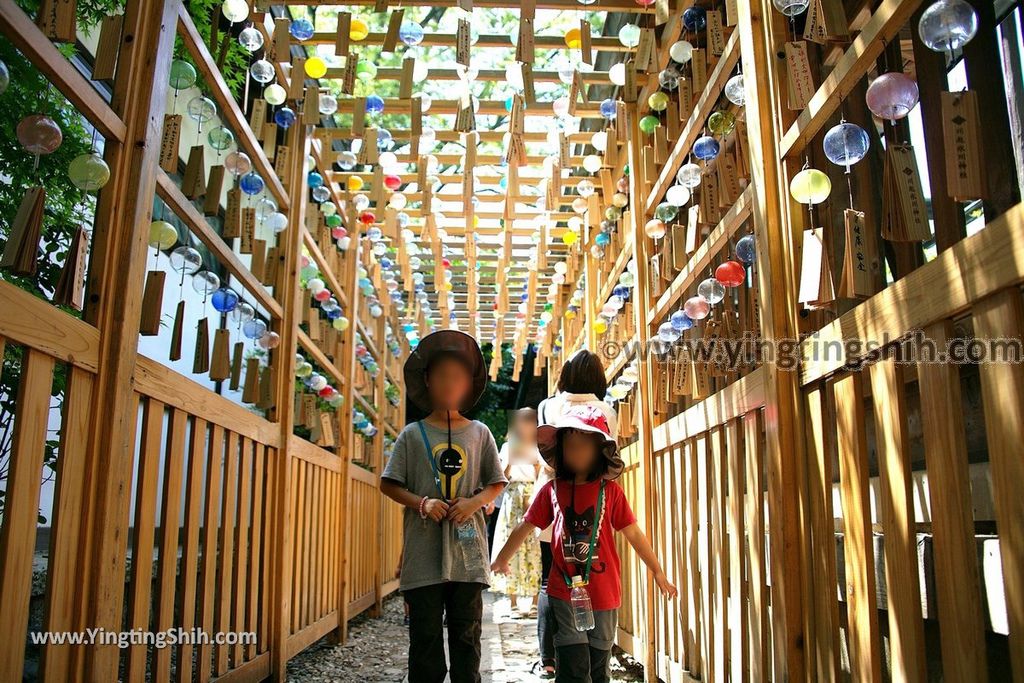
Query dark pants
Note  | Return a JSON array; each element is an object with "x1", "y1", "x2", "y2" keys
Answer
[
  {"x1": 538, "y1": 541, "x2": 556, "y2": 665},
  {"x1": 555, "y1": 645, "x2": 611, "y2": 683},
  {"x1": 404, "y1": 582, "x2": 484, "y2": 683}
]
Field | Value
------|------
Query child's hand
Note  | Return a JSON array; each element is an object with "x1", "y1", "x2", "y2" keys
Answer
[
  {"x1": 491, "y1": 558, "x2": 511, "y2": 575},
  {"x1": 655, "y1": 571, "x2": 678, "y2": 599},
  {"x1": 424, "y1": 498, "x2": 449, "y2": 522},
  {"x1": 484, "y1": 501, "x2": 496, "y2": 515},
  {"x1": 446, "y1": 497, "x2": 480, "y2": 525}
]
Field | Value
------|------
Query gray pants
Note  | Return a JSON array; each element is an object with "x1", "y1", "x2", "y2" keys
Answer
[{"x1": 550, "y1": 598, "x2": 617, "y2": 683}]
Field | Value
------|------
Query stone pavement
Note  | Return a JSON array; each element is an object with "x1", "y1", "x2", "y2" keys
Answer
[{"x1": 287, "y1": 592, "x2": 644, "y2": 682}]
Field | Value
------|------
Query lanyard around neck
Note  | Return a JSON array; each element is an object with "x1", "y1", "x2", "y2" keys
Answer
[
  {"x1": 416, "y1": 420, "x2": 447, "y2": 500},
  {"x1": 561, "y1": 479, "x2": 606, "y2": 587}
]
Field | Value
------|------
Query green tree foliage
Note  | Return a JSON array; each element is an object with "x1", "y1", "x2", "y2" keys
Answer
[{"x1": 467, "y1": 342, "x2": 516, "y2": 448}]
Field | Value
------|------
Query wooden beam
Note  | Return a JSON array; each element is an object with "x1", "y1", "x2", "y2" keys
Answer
[
  {"x1": 0, "y1": 0, "x2": 126, "y2": 142},
  {"x1": 177, "y1": 5, "x2": 289, "y2": 209},
  {"x1": 78, "y1": 0, "x2": 179, "y2": 677}
]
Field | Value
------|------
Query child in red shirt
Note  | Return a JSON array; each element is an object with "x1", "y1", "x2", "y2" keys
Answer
[{"x1": 491, "y1": 404, "x2": 677, "y2": 682}]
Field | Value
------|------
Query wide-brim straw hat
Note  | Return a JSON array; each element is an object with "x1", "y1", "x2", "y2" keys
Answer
[
  {"x1": 536, "y1": 404, "x2": 624, "y2": 480},
  {"x1": 403, "y1": 329, "x2": 487, "y2": 413}
]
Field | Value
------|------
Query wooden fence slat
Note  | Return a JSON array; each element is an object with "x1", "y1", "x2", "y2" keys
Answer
[
  {"x1": 260, "y1": 448, "x2": 277, "y2": 654},
  {"x1": 41, "y1": 367, "x2": 93, "y2": 683},
  {"x1": 917, "y1": 321, "x2": 989, "y2": 682},
  {"x1": 726, "y1": 419, "x2": 748, "y2": 681},
  {"x1": 867, "y1": 359, "x2": 927, "y2": 683},
  {"x1": 743, "y1": 411, "x2": 769, "y2": 682},
  {"x1": 125, "y1": 398, "x2": 166, "y2": 682},
  {"x1": 177, "y1": 417, "x2": 208, "y2": 683},
  {"x1": 198, "y1": 424, "x2": 225, "y2": 683},
  {"x1": 233, "y1": 438, "x2": 253, "y2": 667},
  {"x1": 685, "y1": 438, "x2": 702, "y2": 677},
  {"x1": 972, "y1": 290, "x2": 1024, "y2": 681},
  {"x1": 710, "y1": 427, "x2": 729, "y2": 681},
  {"x1": 804, "y1": 384, "x2": 841, "y2": 682},
  {"x1": 247, "y1": 443, "x2": 266, "y2": 661},
  {"x1": 0, "y1": 350, "x2": 56, "y2": 683},
  {"x1": 833, "y1": 373, "x2": 882, "y2": 683},
  {"x1": 153, "y1": 408, "x2": 188, "y2": 683},
  {"x1": 216, "y1": 431, "x2": 240, "y2": 675},
  {"x1": 696, "y1": 435, "x2": 712, "y2": 676}
]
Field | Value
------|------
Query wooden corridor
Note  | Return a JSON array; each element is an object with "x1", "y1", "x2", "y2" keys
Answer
[{"x1": 0, "y1": 0, "x2": 1023, "y2": 680}]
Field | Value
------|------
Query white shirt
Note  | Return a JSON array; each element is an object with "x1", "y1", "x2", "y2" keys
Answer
[
  {"x1": 537, "y1": 392, "x2": 619, "y2": 441},
  {"x1": 498, "y1": 441, "x2": 543, "y2": 483}
]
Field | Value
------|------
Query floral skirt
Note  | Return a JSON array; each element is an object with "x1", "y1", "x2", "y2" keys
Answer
[{"x1": 489, "y1": 481, "x2": 541, "y2": 597}]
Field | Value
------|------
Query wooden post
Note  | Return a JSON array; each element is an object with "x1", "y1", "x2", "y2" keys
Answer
[
  {"x1": 736, "y1": 0, "x2": 808, "y2": 678},
  {"x1": 625, "y1": 102, "x2": 659, "y2": 682},
  {"x1": 76, "y1": 0, "x2": 179, "y2": 677},
  {"x1": 270, "y1": 119, "x2": 311, "y2": 682}
]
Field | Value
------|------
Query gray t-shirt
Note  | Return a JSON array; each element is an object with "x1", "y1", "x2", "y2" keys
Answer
[{"x1": 382, "y1": 419, "x2": 507, "y2": 591}]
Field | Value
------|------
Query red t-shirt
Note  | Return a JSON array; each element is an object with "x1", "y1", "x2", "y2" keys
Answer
[{"x1": 524, "y1": 479, "x2": 636, "y2": 610}]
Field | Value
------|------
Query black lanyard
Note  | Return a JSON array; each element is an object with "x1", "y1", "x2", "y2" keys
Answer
[
  {"x1": 416, "y1": 420, "x2": 447, "y2": 500},
  {"x1": 560, "y1": 480, "x2": 606, "y2": 587}
]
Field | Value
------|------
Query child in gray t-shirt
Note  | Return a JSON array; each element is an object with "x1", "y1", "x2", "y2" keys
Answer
[{"x1": 381, "y1": 330, "x2": 506, "y2": 683}]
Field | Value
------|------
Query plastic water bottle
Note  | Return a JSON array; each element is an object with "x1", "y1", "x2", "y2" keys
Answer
[
  {"x1": 457, "y1": 522, "x2": 484, "y2": 572},
  {"x1": 570, "y1": 576, "x2": 595, "y2": 631}
]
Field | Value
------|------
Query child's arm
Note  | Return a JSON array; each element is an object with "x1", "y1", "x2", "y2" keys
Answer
[
  {"x1": 380, "y1": 478, "x2": 449, "y2": 522},
  {"x1": 621, "y1": 523, "x2": 678, "y2": 598},
  {"x1": 447, "y1": 481, "x2": 505, "y2": 525},
  {"x1": 490, "y1": 520, "x2": 538, "y2": 574}
]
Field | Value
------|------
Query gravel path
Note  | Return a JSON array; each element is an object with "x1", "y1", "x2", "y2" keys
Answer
[{"x1": 287, "y1": 593, "x2": 645, "y2": 682}]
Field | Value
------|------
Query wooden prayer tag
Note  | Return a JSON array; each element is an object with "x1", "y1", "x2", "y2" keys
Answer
[
  {"x1": 242, "y1": 358, "x2": 260, "y2": 403},
  {"x1": 251, "y1": 239, "x2": 267, "y2": 280},
  {"x1": 655, "y1": 0, "x2": 670, "y2": 25},
  {"x1": 139, "y1": 271, "x2": 165, "y2": 335},
  {"x1": 636, "y1": 29, "x2": 656, "y2": 73},
  {"x1": 839, "y1": 209, "x2": 873, "y2": 299},
  {"x1": 686, "y1": 205, "x2": 700, "y2": 252},
  {"x1": 204, "y1": 165, "x2": 225, "y2": 215},
  {"x1": 383, "y1": 9, "x2": 404, "y2": 53},
  {"x1": 274, "y1": 144, "x2": 291, "y2": 183},
  {"x1": 288, "y1": 57, "x2": 305, "y2": 101},
  {"x1": 456, "y1": 19, "x2": 471, "y2": 67},
  {"x1": 271, "y1": 17, "x2": 289, "y2": 62},
  {"x1": 159, "y1": 114, "x2": 182, "y2": 173},
  {"x1": 672, "y1": 224, "x2": 688, "y2": 270},
  {"x1": 399, "y1": 58, "x2": 415, "y2": 99},
  {"x1": 262, "y1": 123, "x2": 277, "y2": 161},
  {"x1": 691, "y1": 49, "x2": 708, "y2": 92},
  {"x1": 182, "y1": 145, "x2": 206, "y2": 199},
  {"x1": 707, "y1": 11, "x2": 725, "y2": 56},
  {"x1": 1, "y1": 187, "x2": 45, "y2": 276},
  {"x1": 568, "y1": 70, "x2": 582, "y2": 115},
  {"x1": 224, "y1": 187, "x2": 242, "y2": 239},
  {"x1": 718, "y1": 152, "x2": 740, "y2": 205},
  {"x1": 623, "y1": 60, "x2": 638, "y2": 103},
  {"x1": 193, "y1": 317, "x2": 211, "y2": 374},
  {"x1": 678, "y1": 78, "x2": 693, "y2": 120},
  {"x1": 229, "y1": 341, "x2": 244, "y2": 390},
  {"x1": 240, "y1": 208, "x2": 256, "y2": 254},
  {"x1": 257, "y1": 365, "x2": 274, "y2": 411},
  {"x1": 54, "y1": 226, "x2": 89, "y2": 311},
  {"x1": 580, "y1": 19, "x2": 593, "y2": 65},
  {"x1": 318, "y1": 412, "x2": 336, "y2": 448},
  {"x1": 654, "y1": 126, "x2": 669, "y2": 165},
  {"x1": 210, "y1": 329, "x2": 231, "y2": 381},
  {"x1": 342, "y1": 54, "x2": 358, "y2": 95},
  {"x1": 169, "y1": 300, "x2": 185, "y2": 361},
  {"x1": 784, "y1": 41, "x2": 815, "y2": 110},
  {"x1": 941, "y1": 90, "x2": 986, "y2": 200},
  {"x1": 263, "y1": 247, "x2": 278, "y2": 286},
  {"x1": 351, "y1": 97, "x2": 366, "y2": 134},
  {"x1": 516, "y1": 19, "x2": 535, "y2": 64},
  {"x1": 725, "y1": 0, "x2": 739, "y2": 25},
  {"x1": 92, "y1": 14, "x2": 123, "y2": 80},
  {"x1": 673, "y1": 345, "x2": 693, "y2": 396},
  {"x1": 521, "y1": 63, "x2": 536, "y2": 105},
  {"x1": 882, "y1": 145, "x2": 931, "y2": 241},
  {"x1": 335, "y1": 12, "x2": 351, "y2": 56},
  {"x1": 37, "y1": 0, "x2": 77, "y2": 42},
  {"x1": 303, "y1": 85, "x2": 319, "y2": 122}
]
